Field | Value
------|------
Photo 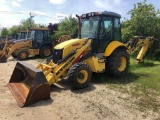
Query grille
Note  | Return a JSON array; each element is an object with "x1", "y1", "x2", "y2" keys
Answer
[{"x1": 52, "y1": 49, "x2": 63, "y2": 63}]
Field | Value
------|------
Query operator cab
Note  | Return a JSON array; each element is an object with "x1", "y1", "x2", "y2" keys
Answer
[
  {"x1": 80, "y1": 11, "x2": 121, "y2": 53},
  {"x1": 29, "y1": 28, "x2": 51, "y2": 49}
]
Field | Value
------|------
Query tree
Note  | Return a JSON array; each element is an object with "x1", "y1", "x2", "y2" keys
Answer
[
  {"x1": 20, "y1": 18, "x2": 38, "y2": 30},
  {"x1": 53, "y1": 16, "x2": 78, "y2": 40},
  {"x1": 121, "y1": 0, "x2": 160, "y2": 58},
  {"x1": 9, "y1": 25, "x2": 21, "y2": 35},
  {"x1": 1, "y1": 27, "x2": 9, "y2": 36},
  {"x1": 122, "y1": 0, "x2": 160, "y2": 41}
]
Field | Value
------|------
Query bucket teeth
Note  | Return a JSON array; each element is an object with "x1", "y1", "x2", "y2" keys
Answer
[{"x1": 8, "y1": 61, "x2": 50, "y2": 107}]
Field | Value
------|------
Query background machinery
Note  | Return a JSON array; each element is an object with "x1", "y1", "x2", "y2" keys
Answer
[
  {"x1": 0, "y1": 24, "x2": 73, "y2": 62},
  {"x1": 0, "y1": 27, "x2": 53, "y2": 62},
  {"x1": 0, "y1": 30, "x2": 30, "y2": 50},
  {"x1": 0, "y1": 23, "x2": 74, "y2": 62},
  {"x1": 7, "y1": 11, "x2": 154, "y2": 107},
  {"x1": 17, "y1": 30, "x2": 30, "y2": 40}
]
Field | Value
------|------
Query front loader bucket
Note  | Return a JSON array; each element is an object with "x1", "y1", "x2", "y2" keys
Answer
[{"x1": 7, "y1": 61, "x2": 50, "y2": 107}]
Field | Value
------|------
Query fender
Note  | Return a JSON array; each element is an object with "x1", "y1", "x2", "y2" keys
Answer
[{"x1": 104, "y1": 41, "x2": 128, "y2": 57}]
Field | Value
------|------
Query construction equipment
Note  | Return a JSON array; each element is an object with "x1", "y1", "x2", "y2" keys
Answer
[
  {"x1": 127, "y1": 36, "x2": 154, "y2": 63},
  {"x1": 0, "y1": 23, "x2": 74, "y2": 62},
  {"x1": 0, "y1": 31, "x2": 29, "y2": 51},
  {"x1": 7, "y1": 11, "x2": 154, "y2": 107},
  {"x1": 0, "y1": 25, "x2": 57, "y2": 62},
  {"x1": 0, "y1": 34, "x2": 17, "y2": 49},
  {"x1": 18, "y1": 30, "x2": 30, "y2": 39}
]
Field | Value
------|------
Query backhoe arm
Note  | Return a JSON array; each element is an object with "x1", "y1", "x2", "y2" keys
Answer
[{"x1": 127, "y1": 36, "x2": 154, "y2": 63}]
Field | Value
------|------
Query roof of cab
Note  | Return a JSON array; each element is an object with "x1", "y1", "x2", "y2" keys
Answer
[
  {"x1": 98, "y1": 11, "x2": 121, "y2": 18},
  {"x1": 81, "y1": 11, "x2": 121, "y2": 18}
]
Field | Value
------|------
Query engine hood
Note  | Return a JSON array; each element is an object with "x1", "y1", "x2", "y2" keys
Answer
[
  {"x1": 54, "y1": 38, "x2": 90, "y2": 59},
  {"x1": 54, "y1": 38, "x2": 87, "y2": 50}
]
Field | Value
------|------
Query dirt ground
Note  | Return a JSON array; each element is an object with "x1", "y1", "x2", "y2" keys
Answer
[{"x1": 0, "y1": 57, "x2": 160, "y2": 120}]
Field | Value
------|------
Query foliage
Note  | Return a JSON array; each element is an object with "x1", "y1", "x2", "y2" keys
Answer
[
  {"x1": 121, "y1": 0, "x2": 160, "y2": 58},
  {"x1": 0, "y1": 18, "x2": 38, "y2": 38},
  {"x1": 52, "y1": 16, "x2": 78, "y2": 40},
  {"x1": 9, "y1": 25, "x2": 21, "y2": 35},
  {"x1": 20, "y1": 18, "x2": 38, "y2": 30},
  {"x1": 0, "y1": 27, "x2": 9, "y2": 36}
]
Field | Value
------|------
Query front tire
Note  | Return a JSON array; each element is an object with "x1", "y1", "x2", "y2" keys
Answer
[
  {"x1": 17, "y1": 50, "x2": 29, "y2": 60},
  {"x1": 68, "y1": 62, "x2": 92, "y2": 89},
  {"x1": 106, "y1": 49, "x2": 129, "y2": 77}
]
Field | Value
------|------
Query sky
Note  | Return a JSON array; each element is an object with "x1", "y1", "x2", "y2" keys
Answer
[{"x1": 0, "y1": 0, "x2": 159, "y2": 28}]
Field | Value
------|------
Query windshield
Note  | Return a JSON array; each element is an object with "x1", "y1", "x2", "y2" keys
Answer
[{"x1": 81, "y1": 16, "x2": 99, "y2": 39}]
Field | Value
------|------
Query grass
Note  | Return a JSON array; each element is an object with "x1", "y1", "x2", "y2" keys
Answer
[
  {"x1": 129, "y1": 57, "x2": 160, "y2": 92},
  {"x1": 92, "y1": 57, "x2": 160, "y2": 112},
  {"x1": 92, "y1": 57, "x2": 160, "y2": 92}
]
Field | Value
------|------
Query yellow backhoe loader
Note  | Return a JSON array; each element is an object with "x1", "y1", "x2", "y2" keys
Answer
[
  {"x1": 0, "y1": 26, "x2": 73, "y2": 62},
  {"x1": 7, "y1": 11, "x2": 154, "y2": 107},
  {"x1": 0, "y1": 27, "x2": 54, "y2": 62}
]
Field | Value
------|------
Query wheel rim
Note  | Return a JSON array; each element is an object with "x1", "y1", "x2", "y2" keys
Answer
[
  {"x1": 20, "y1": 52, "x2": 27, "y2": 59},
  {"x1": 77, "y1": 70, "x2": 88, "y2": 84},
  {"x1": 43, "y1": 48, "x2": 50, "y2": 56},
  {"x1": 117, "y1": 56, "x2": 126, "y2": 72}
]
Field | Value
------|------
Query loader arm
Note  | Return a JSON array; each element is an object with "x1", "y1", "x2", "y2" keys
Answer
[
  {"x1": 8, "y1": 39, "x2": 92, "y2": 107},
  {"x1": 37, "y1": 39, "x2": 92, "y2": 85},
  {"x1": 0, "y1": 40, "x2": 32, "y2": 62},
  {"x1": 127, "y1": 36, "x2": 154, "y2": 63}
]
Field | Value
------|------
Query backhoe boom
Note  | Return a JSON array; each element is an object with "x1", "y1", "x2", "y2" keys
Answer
[{"x1": 127, "y1": 36, "x2": 154, "y2": 63}]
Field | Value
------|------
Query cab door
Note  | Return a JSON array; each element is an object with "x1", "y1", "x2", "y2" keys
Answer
[
  {"x1": 33, "y1": 30, "x2": 43, "y2": 48},
  {"x1": 98, "y1": 16, "x2": 113, "y2": 53}
]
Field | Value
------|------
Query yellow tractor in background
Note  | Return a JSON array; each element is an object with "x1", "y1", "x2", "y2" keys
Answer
[
  {"x1": 7, "y1": 11, "x2": 154, "y2": 107},
  {"x1": 0, "y1": 27, "x2": 55, "y2": 62},
  {"x1": 0, "y1": 33, "x2": 18, "y2": 50},
  {"x1": 0, "y1": 30, "x2": 30, "y2": 48},
  {"x1": 0, "y1": 25, "x2": 73, "y2": 62}
]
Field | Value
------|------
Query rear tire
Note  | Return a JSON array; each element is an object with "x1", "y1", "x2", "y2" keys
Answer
[
  {"x1": 68, "y1": 62, "x2": 91, "y2": 89},
  {"x1": 39, "y1": 46, "x2": 52, "y2": 58},
  {"x1": 17, "y1": 50, "x2": 29, "y2": 60},
  {"x1": 106, "y1": 49, "x2": 129, "y2": 77}
]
